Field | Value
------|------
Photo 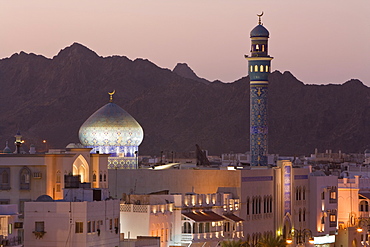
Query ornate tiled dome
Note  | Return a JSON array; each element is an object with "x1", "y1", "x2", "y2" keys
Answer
[{"x1": 78, "y1": 102, "x2": 143, "y2": 156}]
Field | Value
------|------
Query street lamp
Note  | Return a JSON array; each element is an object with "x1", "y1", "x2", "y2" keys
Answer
[{"x1": 286, "y1": 228, "x2": 314, "y2": 245}]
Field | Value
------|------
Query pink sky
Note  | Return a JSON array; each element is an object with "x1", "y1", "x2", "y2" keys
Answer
[{"x1": 1, "y1": 0, "x2": 369, "y2": 85}]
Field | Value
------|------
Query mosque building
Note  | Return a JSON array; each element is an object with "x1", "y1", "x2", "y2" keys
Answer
[
  {"x1": 245, "y1": 13, "x2": 273, "y2": 167},
  {"x1": 79, "y1": 91, "x2": 144, "y2": 169}
]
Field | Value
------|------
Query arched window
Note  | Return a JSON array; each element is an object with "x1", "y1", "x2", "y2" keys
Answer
[
  {"x1": 265, "y1": 65, "x2": 269, "y2": 72},
  {"x1": 299, "y1": 209, "x2": 302, "y2": 222},
  {"x1": 20, "y1": 167, "x2": 31, "y2": 190},
  {"x1": 254, "y1": 65, "x2": 258, "y2": 72},
  {"x1": 252, "y1": 197, "x2": 255, "y2": 214},
  {"x1": 247, "y1": 197, "x2": 250, "y2": 215},
  {"x1": 260, "y1": 65, "x2": 264, "y2": 72},
  {"x1": 303, "y1": 208, "x2": 306, "y2": 221},
  {"x1": 56, "y1": 170, "x2": 61, "y2": 183},
  {"x1": 99, "y1": 173, "x2": 102, "y2": 182},
  {"x1": 302, "y1": 187, "x2": 306, "y2": 200},
  {"x1": 104, "y1": 173, "x2": 107, "y2": 182},
  {"x1": 360, "y1": 201, "x2": 369, "y2": 212},
  {"x1": 296, "y1": 187, "x2": 299, "y2": 200},
  {"x1": 258, "y1": 196, "x2": 262, "y2": 214},
  {"x1": 2, "y1": 170, "x2": 9, "y2": 184},
  {"x1": 182, "y1": 222, "x2": 191, "y2": 234},
  {"x1": 298, "y1": 187, "x2": 302, "y2": 200},
  {"x1": 262, "y1": 45, "x2": 265, "y2": 52},
  {"x1": 250, "y1": 65, "x2": 253, "y2": 72},
  {"x1": 269, "y1": 196, "x2": 273, "y2": 213},
  {"x1": 93, "y1": 173, "x2": 97, "y2": 182},
  {"x1": 256, "y1": 44, "x2": 259, "y2": 50}
]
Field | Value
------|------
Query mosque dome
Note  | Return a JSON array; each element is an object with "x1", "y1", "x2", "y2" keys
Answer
[
  {"x1": 78, "y1": 102, "x2": 144, "y2": 153},
  {"x1": 250, "y1": 24, "x2": 269, "y2": 38},
  {"x1": 36, "y1": 195, "x2": 53, "y2": 202}
]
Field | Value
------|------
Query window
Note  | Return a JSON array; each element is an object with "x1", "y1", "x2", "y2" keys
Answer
[
  {"x1": 256, "y1": 44, "x2": 259, "y2": 50},
  {"x1": 99, "y1": 174, "x2": 102, "y2": 182},
  {"x1": 0, "y1": 168, "x2": 10, "y2": 190},
  {"x1": 0, "y1": 199, "x2": 10, "y2": 205},
  {"x1": 19, "y1": 199, "x2": 31, "y2": 214},
  {"x1": 247, "y1": 197, "x2": 250, "y2": 215},
  {"x1": 250, "y1": 65, "x2": 253, "y2": 72},
  {"x1": 265, "y1": 65, "x2": 269, "y2": 72},
  {"x1": 35, "y1": 221, "x2": 45, "y2": 232},
  {"x1": 302, "y1": 187, "x2": 306, "y2": 200},
  {"x1": 330, "y1": 187, "x2": 337, "y2": 203},
  {"x1": 93, "y1": 173, "x2": 96, "y2": 182},
  {"x1": 109, "y1": 219, "x2": 112, "y2": 230},
  {"x1": 205, "y1": 222, "x2": 210, "y2": 232},
  {"x1": 92, "y1": 221, "x2": 95, "y2": 232},
  {"x1": 104, "y1": 173, "x2": 107, "y2": 182},
  {"x1": 262, "y1": 45, "x2": 265, "y2": 52},
  {"x1": 20, "y1": 167, "x2": 31, "y2": 190},
  {"x1": 303, "y1": 208, "x2": 306, "y2": 221},
  {"x1": 329, "y1": 212, "x2": 337, "y2": 227},
  {"x1": 360, "y1": 201, "x2": 369, "y2": 212},
  {"x1": 321, "y1": 191, "x2": 325, "y2": 200},
  {"x1": 299, "y1": 209, "x2": 302, "y2": 222},
  {"x1": 8, "y1": 224, "x2": 12, "y2": 234},
  {"x1": 87, "y1": 221, "x2": 91, "y2": 233},
  {"x1": 260, "y1": 65, "x2": 264, "y2": 72},
  {"x1": 75, "y1": 222, "x2": 83, "y2": 233},
  {"x1": 56, "y1": 184, "x2": 61, "y2": 192},
  {"x1": 182, "y1": 222, "x2": 191, "y2": 234},
  {"x1": 254, "y1": 65, "x2": 258, "y2": 72},
  {"x1": 56, "y1": 170, "x2": 61, "y2": 183}
]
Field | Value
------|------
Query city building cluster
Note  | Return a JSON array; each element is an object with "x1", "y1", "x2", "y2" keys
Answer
[{"x1": 0, "y1": 14, "x2": 368, "y2": 247}]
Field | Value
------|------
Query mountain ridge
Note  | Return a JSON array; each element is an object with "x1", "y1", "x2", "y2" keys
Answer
[{"x1": 0, "y1": 43, "x2": 369, "y2": 156}]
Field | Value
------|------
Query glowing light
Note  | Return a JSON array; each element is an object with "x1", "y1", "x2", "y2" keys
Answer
[
  {"x1": 357, "y1": 228, "x2": 363, "y2": 233},
  {"x1": 286, "y1": 238, "x2": 293, "y2": 244},
  {"x1": 43, "y1": 140, "x2": 47, "y2": 143}
]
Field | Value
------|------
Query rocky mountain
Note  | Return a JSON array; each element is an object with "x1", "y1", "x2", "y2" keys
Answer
[{"x1": 0, "y1": 43, "x2": 369, "y2": 156}]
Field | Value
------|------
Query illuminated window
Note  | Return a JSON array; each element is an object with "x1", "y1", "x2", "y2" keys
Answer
[
  {"x1": 260, "y1": 65, "x2": 263, "y2": 72},
  {"x1": 265, "y1": 65, "x2": 269, "y2": 72},
  {"x1": 250, "y1": 65, "x2": 253, "y2": 72},
  {"x1": 262, "y1": 45, "x2": 265, "y2": 52},
  {"x1": 254, "y1": 65, "x2": 258, "y2": 72},
  {"x1": 75, "y1": 222, "x2": 83, "y2": 233},
  {"x1": 329, "y1": 212, "x2": 337, "y2": 227},
  {"x1": 256, "y1": 44, "x2": 259, "y2": 50}
]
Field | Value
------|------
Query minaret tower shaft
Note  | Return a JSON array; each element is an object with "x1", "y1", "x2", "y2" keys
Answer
[{"x1": 245, "y1": 13, "x2": 273, "y2": 166}]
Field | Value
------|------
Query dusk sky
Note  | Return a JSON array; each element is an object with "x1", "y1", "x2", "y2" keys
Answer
[{"x1": 1, "y1": 0, "x2": 369, "y2": 85}]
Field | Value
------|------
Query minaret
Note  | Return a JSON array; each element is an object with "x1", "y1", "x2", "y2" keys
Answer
[{"x1": 245, "y1": 13, "x2": 273, "y2": 166}]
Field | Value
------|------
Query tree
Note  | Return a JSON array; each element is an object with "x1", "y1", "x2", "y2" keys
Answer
[
  {"x1": 221, "y1": 240, "x2": 250, "y2": 247},
  {"x1": 257, "y1": 235, "x2": 287, "y2": 247}
]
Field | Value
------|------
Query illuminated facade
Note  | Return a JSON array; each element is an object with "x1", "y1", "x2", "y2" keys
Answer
[
  {"x1": 245, "y1": 14, "x2": 273, "y2": 166},
  {"x1": 79, "y1": 94, "x2": 144, "y2": 169}
]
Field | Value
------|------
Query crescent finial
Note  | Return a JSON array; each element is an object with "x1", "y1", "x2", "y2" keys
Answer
[
  {"x1": 108, "y1": 90, "x2": 116, "y2": 102},
  {"x1": 257, "y1": 11, "x2": 264, "y2": 25}
]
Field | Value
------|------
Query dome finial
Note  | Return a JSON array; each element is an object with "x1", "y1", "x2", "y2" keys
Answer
[
  {"x1": 257, "y1": 12, "x2": 264, "y2": 25},
  {"x1": 108, "y1": 90, "x2": 116, "y2": 102}
]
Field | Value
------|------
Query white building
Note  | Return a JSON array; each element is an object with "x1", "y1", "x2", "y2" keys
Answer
[{"x1": 24, "y1": 181, "x2": 120, "y2": 247}]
